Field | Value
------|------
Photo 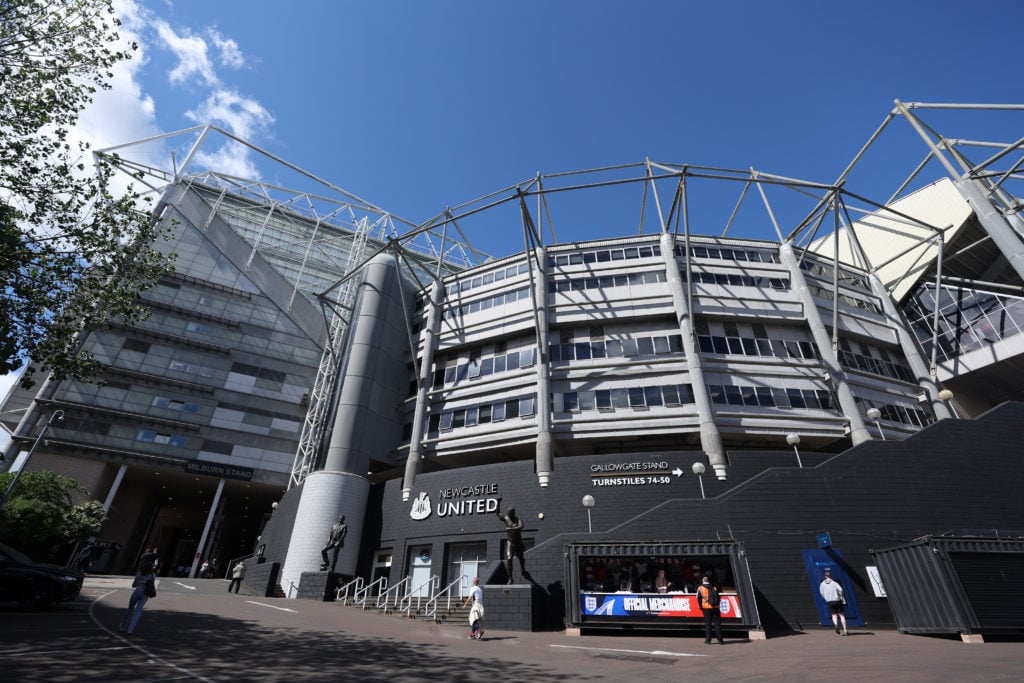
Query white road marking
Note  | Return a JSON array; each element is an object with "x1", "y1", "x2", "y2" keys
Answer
[
  {"x1": 173, "y1": 582, "x2": 197, "y2": 590},
  {"x1": 88, "y1": 589, "x2": 214, "y2": 682},
  {"x1": 551, "y1": 644, "x2": 706, "y2": 658},
  {"x1": 246, "y1": 600, "x2": 298, "y2": 613}
]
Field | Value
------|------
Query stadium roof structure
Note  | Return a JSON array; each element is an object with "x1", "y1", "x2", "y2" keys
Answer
[{"x1": 95, "y1": 102, "x2": 1024, "y2": 357}]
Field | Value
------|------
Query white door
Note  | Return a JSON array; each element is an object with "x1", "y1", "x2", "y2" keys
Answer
[{"x1": 408, "y1": 545, "x2": 432, "y2": 597}]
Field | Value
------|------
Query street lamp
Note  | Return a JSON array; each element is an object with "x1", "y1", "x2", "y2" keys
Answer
[
  {"x1": 691, "y1": 462, "x2": 706, "y2": 499},
  {"x1": 938, "y1": 389, "x2": 959, "y2": 418},
  {"x1": 581, "y1": 494, "x2": 595, "y2": 533},
  {"x1": 0, "y1": 410, "x2": 64, "y2": 511},
  {"x1": 786, "y1": 433, "x2": 804, "y2": 468},
  {"x1": 866, "y1": 407, "x2": 885, "y2": 440}
]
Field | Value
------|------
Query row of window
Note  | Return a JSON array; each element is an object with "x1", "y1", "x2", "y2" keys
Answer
[
  {"x1": 136, "y1": 430, "x2": 188, "y2": 447},
  {"x1": 550, "y1": 333, "x2": 684, "y2": 362},
  {"x1": 560, "y1": 384, "x2": 696, "y2": 412},
  {"x1": 444, "y1": 262, "x2": 531, "y2": 297},
  {"x1": 675, "y1": 244, "x2": 781, "y2": 264},
  {"x1": 867, "y1": 402, "x2": 932, "y2": 428},
  {"x1": 681, "y1": 270, "x2": 790, "y2": 290},
  {"x1": 547, "y1": 270, "x2": 667, "y2": 294},
  {"x1": 799, "y1": 258, "x2": 871, "y2": 291},
  {"x1": 443, "y1": 285, "x2": 531, "y2": 319},
  {"x1": 412, "y1": 386, "x2": 928, "y2": 437},
  {"x1": 547, "y1": 244, "x2": 662, "y2": 267},
  {"x1": 808, "y1": 284, "x2": 881, "y2": 315},
  {"x1": 426, "y1": 394, "x2": 538, "y2": 434},
  {"x1": 432, "y1": 347, "x2": 538, "y2": 387},
  {"x1": 838, "y1": 349, "x2": 914, "y2": 383},
  {"x1": 709, "y1": 384, "x2": 835, "y2": 410},
  {"x1": 151, "y1": 397, "x2": 201, "y2": 413},
  {"x1": 697, "y1": 334, "x2": 818, "y2": 360}
]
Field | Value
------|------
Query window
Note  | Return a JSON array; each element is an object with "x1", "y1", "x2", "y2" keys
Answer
[
  {"x1": 492, "y1": 402, "x2": 506, "y2": 422},
  {"x1": 596, "y1": 390, "x2": 612, "y2": 410},
  {"x1": 465, "y1": 407, "x2": 478, "y2": 427},
  {"x1": 579, "y1": 391, "x2": 595, "y2": 411},
  {"x1": 123, "y1": 338, "x2": 150, "y2": 353},
  {"x1": 439, "y1": 412, "x2": 454, "y2": 431},
  {"x1": 506, "y1": 399, "x2": 520, "y2": 419},
  {"x1": 644, "y1": 386, "x2": 664, "y2": 406},
  {"x1": 786, "y1": 388, "x2": 807, "y2": 409},
  {"x1": 479, "y1": 405, "x2": 492, "y2": 424},
  {"x1": 520, "y1": 395, "x2": 536, "y2": 417},
  {"x1": 628, "y1": 387, "x2": 646, "y2": 408},
  {"x1": 564, "y1": 392, "x2": 580, "y2": 412},
  {"x1": 611, "y1": 388, "x2": 630, "y2": 409}
]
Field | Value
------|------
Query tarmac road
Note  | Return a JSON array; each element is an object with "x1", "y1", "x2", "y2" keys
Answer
[{"x1": 1, "y1": 576, "x2": 1021, "y2": 682}]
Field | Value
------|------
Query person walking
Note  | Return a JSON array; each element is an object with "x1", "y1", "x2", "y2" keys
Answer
[
  {"x1": 228, "y1": 561, "x2": 246, "y2": 593},
  {"x1": 697, "y1": 575, "x2": 724, "y2": 644},
  {"x1": 819, "y1": 569, "x2": 848, "y2": 635},
  {"x1": 462, "y1": 577, "x2": 485, "y2": 640},
  {"x1": 119, "y1": 561, "x2": 156, "y2": 635}
]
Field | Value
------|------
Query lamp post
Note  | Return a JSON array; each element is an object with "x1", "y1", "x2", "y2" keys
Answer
[
  {"x1": 866, "y1": 407, "x2": 885, "y2": 440},
  {"x1": 0, "y1": 410, "x2": 64, "y2": 512},
  {"x1": 786, "y1": 432, "x2": 803, "y2": 468},
  {"x1": 691, "y1": 462, "x2": 706, "y2": 499},
  {"x1": 581, "y1": 494, "x2": 595, "y2": 533},
  {"x1": 938, "y1": 389, "x2": 959, "y2": 418}
]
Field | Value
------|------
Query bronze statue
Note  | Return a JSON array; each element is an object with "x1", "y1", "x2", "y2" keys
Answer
[
  {"x1": 495, "y1": 504, "x2": 526, "y2": 584},
  {"x1": 320, "y1": 514, "x2": 347, "y2": 572}
]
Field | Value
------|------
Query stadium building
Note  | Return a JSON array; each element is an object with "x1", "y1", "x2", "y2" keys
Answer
[{"x1": 4, "y1": 102, "x2": 1024, "y2": 636}]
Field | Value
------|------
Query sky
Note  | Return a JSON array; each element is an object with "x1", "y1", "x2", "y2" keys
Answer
[{"x1": 3, "y1": 0, "x2": 1024, "y2": 426}]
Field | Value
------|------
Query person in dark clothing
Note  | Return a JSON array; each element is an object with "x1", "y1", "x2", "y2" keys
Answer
[{"x1": 697, "y1": 575, "x2": 724, "y2": 644}]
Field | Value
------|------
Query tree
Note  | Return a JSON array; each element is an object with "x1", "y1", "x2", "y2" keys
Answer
[
  {"x1": 0, "y1": 0, "x2": 174, "y2": 388},
  {"x1": 0, "y1": 470, "x2": 107, "y2": 559}
]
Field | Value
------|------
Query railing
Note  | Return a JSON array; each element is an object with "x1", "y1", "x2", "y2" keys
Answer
[
  {"x1": 423, "y1": 575, "x2": 468, "y2": 621},
  {"x1": 376, "y1": 576, "x2": 412, "y2": 612},
  {"x1": 399, "y1": 575, "x2": 439, "y2": 617},
  {"x1": 353, "y1": 576, "x2": 388, "y2": 608},
  {"x1": 335, "y1": 576, "x2": 364, "y2": 604},
  {"x1": 223, "y1": 552, "x2": 254, "y2": 579}
]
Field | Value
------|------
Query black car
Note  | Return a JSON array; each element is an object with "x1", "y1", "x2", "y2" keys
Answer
[{"x1": 0, "y1": 541, "x2": 84, "y2": 609}]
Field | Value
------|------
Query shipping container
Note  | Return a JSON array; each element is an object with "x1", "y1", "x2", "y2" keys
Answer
[
  {"x1": 871, "y1": 534, "x2": 1024, "y2": 639},
  {"x1": 564, "y1": 540, "x2": 760, "y2": 633}
]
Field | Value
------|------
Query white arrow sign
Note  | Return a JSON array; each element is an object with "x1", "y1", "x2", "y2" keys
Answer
[
  {"x1": 174, "y1": 582, "x2": 197, "y2": 591},
  {"x1": 672, "y1": 468, "x2": 683, "y2": 477}
]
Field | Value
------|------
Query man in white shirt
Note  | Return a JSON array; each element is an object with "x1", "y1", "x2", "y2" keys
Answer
[{"x1": 462, "y1": 577, "x2": 485, "y2": 640}]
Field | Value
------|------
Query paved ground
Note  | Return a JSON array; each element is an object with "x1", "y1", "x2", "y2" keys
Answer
[{"x1": 1, "y1": 576, "x2": 1022, "y2": 682}]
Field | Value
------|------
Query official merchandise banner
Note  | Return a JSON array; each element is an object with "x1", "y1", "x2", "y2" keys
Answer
[{"x1": 580, "y1": 592, "x2": 743, "y2": 619}]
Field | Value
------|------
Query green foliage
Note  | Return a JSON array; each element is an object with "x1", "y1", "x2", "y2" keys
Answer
[
  {"x1": 0, "y1": 470, "x2": 106, "y2": 557},
  {"x1": 0, "y1": 0, "x2": 175, "y2": 387}
]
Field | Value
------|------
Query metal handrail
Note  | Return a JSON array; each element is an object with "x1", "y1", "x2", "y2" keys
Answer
[
  {"x1": 400, "y1": 574, "x2": 439, "y2": 617},
  {"x1": 223, "y1": 553, "x2": 255, "y2": 579},
  {"x1": 335, "y1": 576, "x2": 364, "y2": 604},
  {"x1": 423, "y1": 575, "x2": 469, "y2": 621},
  {"x1": 353, "y1": 576, "x2": 388, "y2": 608},
  {"x1": 376, "y1": 576, "x2": 411, "y2": 612}
]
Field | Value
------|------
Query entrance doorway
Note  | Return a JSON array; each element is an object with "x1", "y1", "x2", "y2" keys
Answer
[
  {"x1": 407, "y1": 545, "x2": 432, "y2": 597},
  {"x1": 447, "y1": 541, "x2": 487, "y2": 597}
]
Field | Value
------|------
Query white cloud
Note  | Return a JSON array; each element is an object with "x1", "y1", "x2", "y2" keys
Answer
[
  {"x1": 208, "y1": 29, "x2": 245, "y2": 69},
  {"x1": 154, "y1": 19, "x2": 219, "y2": 87},
  {"x1": 186, "y1": 89, "x2": 274, "y2": 140}
]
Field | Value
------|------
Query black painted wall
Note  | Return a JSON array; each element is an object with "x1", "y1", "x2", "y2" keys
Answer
[{"x1": 364, "y1": 402, "x2": 1024, "y2": 634}]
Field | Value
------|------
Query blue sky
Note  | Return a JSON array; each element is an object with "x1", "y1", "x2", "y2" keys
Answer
[{"x1": 2, "y1": 0, "x2": 1023, "y2": 415}]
